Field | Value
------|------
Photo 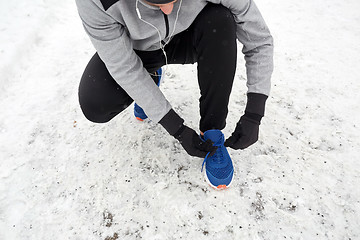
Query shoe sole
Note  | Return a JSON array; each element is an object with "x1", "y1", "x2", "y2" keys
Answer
[{"x1": 203, "y1": 166, "x2": 233, "y2": 190}]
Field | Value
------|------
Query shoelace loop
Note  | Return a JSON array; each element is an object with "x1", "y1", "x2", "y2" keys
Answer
[{"x1": 201, "y1": 142, "x2": 224, "y2": 172}]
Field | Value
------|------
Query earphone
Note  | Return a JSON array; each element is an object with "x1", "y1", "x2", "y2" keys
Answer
[
  {"x1": 136, "y1": 7, "x2": 142, "y2": 19},
  {"x1": 135, "y1": 0, "x2": 183, "y2": 77}
]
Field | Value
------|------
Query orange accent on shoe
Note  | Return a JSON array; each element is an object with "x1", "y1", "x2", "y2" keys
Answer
[
  {"x1": 217, "y1": 185, "x2": 227, "y2": 189},
  {"x1": 136, "y1": 117, "x2": 144, "y2": 121}
]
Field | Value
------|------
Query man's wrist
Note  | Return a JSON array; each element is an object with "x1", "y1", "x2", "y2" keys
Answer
[
  {"x1": 245, "y1": 92, "x2": 268, "y2": 117},
  {"x1": 243, "y1": 111, "x2": 262, "y2": 124},
  {"x1": 159, "y1": 109, "x2": 185, "y2": 136}
]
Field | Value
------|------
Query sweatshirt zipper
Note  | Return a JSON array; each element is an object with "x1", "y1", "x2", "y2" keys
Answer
[{"x1": 162, "y1": 13, "x2": 169, "y2": 44}]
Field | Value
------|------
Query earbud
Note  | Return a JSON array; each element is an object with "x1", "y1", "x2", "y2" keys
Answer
[
  {"x1": 136, "y1": 0, "x2": 142, "y2": 19},
  {"x1": 136, "y1": 7, "x2": 142, "y2": 19}
]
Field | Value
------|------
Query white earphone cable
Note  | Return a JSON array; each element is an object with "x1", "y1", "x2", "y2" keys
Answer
[{"x1": 135, "y1": 0, "x2": 183, "y2": 78}]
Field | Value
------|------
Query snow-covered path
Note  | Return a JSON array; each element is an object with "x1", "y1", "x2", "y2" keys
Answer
[{"x1": 1, "y1": 0, "x2": 360, "y2": 239}]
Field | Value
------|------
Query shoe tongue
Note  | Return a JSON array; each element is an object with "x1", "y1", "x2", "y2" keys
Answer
[{"x1": 203, "y1": 130, "x2": 224, "y2": 145}]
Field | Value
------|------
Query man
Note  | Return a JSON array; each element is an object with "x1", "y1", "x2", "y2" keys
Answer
[{"x1": 75, "y1": 0, "x2": 273, "y2": 189}]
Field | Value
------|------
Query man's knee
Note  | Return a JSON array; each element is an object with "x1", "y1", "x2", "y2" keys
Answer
[
  {"x1": 78, "y1": 53, "x2": 134, "y2": 123},
  {"x1": 78, "y1": 93, "x2": 132, "y2": 123},
  {"x1": 199, "y1": 3, "x2": 236, "y2": 31}
]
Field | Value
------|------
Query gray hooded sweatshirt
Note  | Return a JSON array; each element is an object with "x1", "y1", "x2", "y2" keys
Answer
[{"x1": 75, "y1": 0, "x2": 273, "y2": 123}]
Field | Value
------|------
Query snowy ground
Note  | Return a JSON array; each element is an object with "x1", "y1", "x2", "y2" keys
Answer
[{"x1": 1, "y1": 0, "x2": 360, "y2": 239}]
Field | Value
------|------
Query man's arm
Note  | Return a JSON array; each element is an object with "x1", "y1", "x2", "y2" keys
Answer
[
  {"x1": 210, "y1": 0, "x2": 273, "y2": 149},
  {"x1": 212, "y1": 0, "x2": 273, "y2": 97},
  {"x1": 75, "y1": 0, "x2": 216, "y2": 157},
  {"x1": 75, "y1": 0, "x2": 171, "y2": 123}
]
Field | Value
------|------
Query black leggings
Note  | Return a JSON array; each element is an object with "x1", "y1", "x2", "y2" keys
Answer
[{"x1": 79, "y1": 3, "x2": 237, "y2": 132}]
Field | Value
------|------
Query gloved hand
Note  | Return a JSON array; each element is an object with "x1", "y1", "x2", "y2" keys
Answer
[
  {"x1": 159, "y1": 109, "x2": 217, "y2": 158},
  {"x1": 225, "y1": 93, "x2": 268, "y2": 150},
  {"x1": 224, "y1": 115, "x2": 260, "y2": 150},
  {"x1": 174, "y1": 125, "x2": 217, "y2": 158}
]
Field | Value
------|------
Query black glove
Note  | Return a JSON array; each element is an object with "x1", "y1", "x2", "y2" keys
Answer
[
  {"x1": 224, "y1": 114, "x2": 260, "y2": 149},
  {"x1": 225, "y1": 93, "x2": 268, "y2": 150},
  {"x1": 174, "y1": 125, "x2": 217, "y2": 158},
  {"x1": 159, "y1": 109, "x2": 217, "y2": 158}
]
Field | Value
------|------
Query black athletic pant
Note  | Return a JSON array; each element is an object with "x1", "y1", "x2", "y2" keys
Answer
[{"x1": 79, "y1": 3, "x2": 237, "y2": 132}]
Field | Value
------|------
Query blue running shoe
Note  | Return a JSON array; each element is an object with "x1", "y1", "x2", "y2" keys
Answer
[
  {"x1": 134, "y1": 68, "x2": 162, "y2": 121},
  {"x1": 201, "y1": 130, "x2": 234, "y2": 189}
]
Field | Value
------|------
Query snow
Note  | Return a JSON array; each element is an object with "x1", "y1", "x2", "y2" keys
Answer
[{"x1": 1, "y1": 0, "x2": 360, "y2": 239}]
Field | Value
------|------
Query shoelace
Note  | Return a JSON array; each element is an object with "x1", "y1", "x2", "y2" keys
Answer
[{"x1": 201, "y1": 137, "x2": 224, "y2": 172}]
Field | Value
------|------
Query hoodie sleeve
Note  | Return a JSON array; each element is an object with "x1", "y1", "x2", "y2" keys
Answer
[
  {"x1": 75, "y1": 0, "x2": 171, "y2": 123},
  {"x1": 209, "y1": 0, "x2": 273, "y2": 96}
]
